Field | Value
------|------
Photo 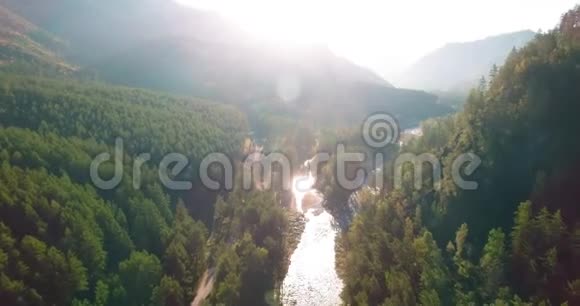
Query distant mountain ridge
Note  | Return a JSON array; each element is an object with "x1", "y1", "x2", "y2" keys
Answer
[
  {"x1": 396, "y1": 30, "x2": 536, "y2": 91},
  {"x1": 0, "y1": 0, "x2": 390, "y2": 87},
  {"x1": 0, "y1": 0, "x2": 451, "y2": 128},
  {"x1": 89, "y1": 37, "x2": 391, "y2": 99}
]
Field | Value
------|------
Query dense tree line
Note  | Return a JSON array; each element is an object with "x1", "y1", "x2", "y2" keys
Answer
[
  {"x1": 207, "y1": 189, "x2": 288, "y2": 305},
  {"x1": 0, "y1": 75, "x2": 248, "y2": 305},
  {"x1": 341, "y1": 6, "x2": 580, "y2": 305},
  {"x1": 0, "y1": 74, "x2": 247, "y2": 162},
  {"x1": 341, "y1": 190, "x2": 577, "y2": 305}
]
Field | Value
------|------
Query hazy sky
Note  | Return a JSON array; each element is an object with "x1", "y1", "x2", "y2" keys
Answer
[{"x1": 175, "y1": 0, "x2": 579, "y2": 80}]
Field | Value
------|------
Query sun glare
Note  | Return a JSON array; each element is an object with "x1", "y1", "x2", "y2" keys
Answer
[
  {"x1": 173, "y1": 0, "x2": 424, "y2": 76},
  {"x1": 177, "y1": 0, "x2": 342, "y2": 45}
]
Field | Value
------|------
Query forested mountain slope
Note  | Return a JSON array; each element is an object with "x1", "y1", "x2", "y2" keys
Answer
[
  {"x1": 0, "y1": 5, "x2": 72, "y2": 73},
  {"x1": 341, "y1": 7, "x2": 580, "y2": 306},
  {"x1": 0, "y1": 74, "x2": 248, "y2": 305}
]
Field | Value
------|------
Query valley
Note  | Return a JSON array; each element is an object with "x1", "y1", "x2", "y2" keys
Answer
[{"x1": 0, "y1": 1, "x2": 579, "y2": 306}]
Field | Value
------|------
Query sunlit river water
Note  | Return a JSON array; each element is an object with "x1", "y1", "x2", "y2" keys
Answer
[{"x1": 281, "y1": 174, "x2": 343, "y2": 306}]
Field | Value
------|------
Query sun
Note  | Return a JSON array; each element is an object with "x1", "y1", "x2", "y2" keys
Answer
[{"x1": 175, "y1": 0, "x2": 338, "y2": 45}]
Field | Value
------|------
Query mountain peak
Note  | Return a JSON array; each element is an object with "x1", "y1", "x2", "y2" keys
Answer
[{"x1": 396, "y1": 30, "x2": 536, "y2": 91}]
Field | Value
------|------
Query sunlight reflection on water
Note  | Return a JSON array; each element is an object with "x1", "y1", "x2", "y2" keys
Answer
[{"x1": 282, "y1": 175, "x2": 343, "y2": 306}]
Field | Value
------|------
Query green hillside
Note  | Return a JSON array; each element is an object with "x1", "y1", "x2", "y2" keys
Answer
[
  {"x1": 0, "y1": 74, "x2": 248, "y2": 305},
  {"x1": 340, "y1": 7, "x2": 580, "y2": 305},
  {"x1": 0, "y1": 5, "x2": 73, "y2": 74}
]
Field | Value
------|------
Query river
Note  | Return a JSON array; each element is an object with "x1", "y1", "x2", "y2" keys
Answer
[{"x1": 281, "y1": 174, "x2": 343, "y2": 306}]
